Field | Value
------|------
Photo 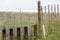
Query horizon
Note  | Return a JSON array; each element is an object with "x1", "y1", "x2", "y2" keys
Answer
[{"x1": 0, "y1": 0, "x2": 59, "y2": 12}]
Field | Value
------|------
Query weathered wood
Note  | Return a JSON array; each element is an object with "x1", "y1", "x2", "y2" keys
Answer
[
  {"x1": 57, "y1": 4, "x2": 59, "y2": 14},
  {"x1": 51, "y1": 5, "x2": 53, "y2": 11},
  {"x1": 34, "y1": 24, "x2": 37, "y2": 40},
  {"x1": 54, "y1": 4, "x2": 56, "y2": 14},
  {"x1": 44, "y1": 6, "x2": 46, "y2": 13},
  {"x1": 24, "y1": 27, "x2": 28, "y2": 40},
  {"x1": 48, "y1": 5, "x2": 50, "y2": 29},
  {"x1": 38, "y1": 0, "x2": 44, "y2": 40},
  {"x1": 51, "y1": 5, "x2": 54, "y2": 32},
  {"x1": 17, "y1": 28, "x2": 21, "y2": 40},
  {"x1": 10, "y1": 29, "x2": 13, "y2": 40},
  {"x1": 2, "y1": 29, "x2": 6, "y2": 40}
]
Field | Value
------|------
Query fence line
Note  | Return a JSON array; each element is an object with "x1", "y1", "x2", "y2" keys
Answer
[
  {"x1": 41, "y1": 4, "x2": 60, "y2": 40},
  {"x1": 0, "y1": 25, "x2": 37, "y2": 40},
  {"x1": 0, "y1": 1, "x2": 59, "y2": 40}
]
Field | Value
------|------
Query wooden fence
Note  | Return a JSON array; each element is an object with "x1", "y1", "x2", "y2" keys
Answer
[
  {"x1": 0, "y1": 1, "x2": 60, "y2": 40},
  {"x1": 0, "y1": 25, "x2": 37, "y2": 40},
  {"x1": 40, "y1": 2, "x2": 60, "y2": 40}
]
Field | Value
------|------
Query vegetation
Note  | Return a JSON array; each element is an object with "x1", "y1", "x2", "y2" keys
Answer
[
  {"x1": 45, "y1": 18, "x2": 60, "y2": 40},
  {"x1": 0, "y1": 16, "x2": 60, "y2": 40},
  {"x1": 3, "y1": 20, "x2": 38, "y2": 25}
]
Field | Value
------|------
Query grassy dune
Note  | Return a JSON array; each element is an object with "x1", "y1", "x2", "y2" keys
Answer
[
  {"x1": 2, "y1": 18, "x2": 59, "y2": 40},
  {"x1": 0, "y1": 12, "x2": 60, "y2": 40},
  {"x1": 44, "y1": 17, "x2": 60, "y2": 40},
  {"x1": 1, "y1": 20, "x2": 38, "y2": 25}
]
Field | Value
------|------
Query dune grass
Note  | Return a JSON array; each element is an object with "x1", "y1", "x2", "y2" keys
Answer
[
  {"x1": 1, "y1": 20, "x2": 38, "y2": 25},
  {"x1": 45, "y1": 18, "x2": 60, "y2": 40},
  {"x1": 0, "y1": 18, "x2": 60, "y2": 40}
]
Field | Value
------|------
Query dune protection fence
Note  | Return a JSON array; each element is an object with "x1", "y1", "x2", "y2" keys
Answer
[{"x1": 0, "y1": 25, "x2": 37, "y2": 40}]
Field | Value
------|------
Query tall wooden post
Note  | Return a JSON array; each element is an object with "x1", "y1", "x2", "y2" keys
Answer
[
  {"x1": 38, "y1": 0, "x2": 44, "y2": 40},
  {"x1": 41, "y1": 6, "x2": 43, "y2": 24},
  {"x1": 48, "y1": 5, "x2": 50, "y2": 19},
  {"x1": 57, "y1": 4, "x2": 59, "y2": 15},
  {"x1": 48, "y1": 5, "x2": 49, "y2": 29},
  {"x1": 54, "y1": 4, "x2": 56, "y2": 16},
  {"x1": 48, "y1": 5, "x2": 50, "y2": 18},
  {"x1": 54, "y1": 4, "x2": 56, "y2": 30},
  {"x1": 51, "y1": 5, "x2": 54, "y2": 19},
  {"x1": 47, "y1": 5, "x2": 50, "y2": 35},
  {"x1": 57, "y1": 4, "x2": 59, "y2": 30},
  {"x1": 44, "y1": 6, "x2": 47, "y2": 38},
  {"x1": 44, "y1": 6, "x2": 46, "y2": 28},
  {"x1": 51, "y1": 5, "x2": 53, "y2": 22},
  {"x1": 51, "y1": 5, "x2": 53, "y2": 16},
  {"x1": 45, "y1": 6, "x2": 46, "y2": 13},
  {"x1": 54, "y1": 4, "x2": 56, "y2": 13},
  {"x1": 57, "y1": 4, "x2": 59, "y2": 18},
  {"x1": 51, "y1": 5, "x2": 54, "y2": 32},
  {"x1": 51, "y1": 5, "x2": 53, "y2": 25}
]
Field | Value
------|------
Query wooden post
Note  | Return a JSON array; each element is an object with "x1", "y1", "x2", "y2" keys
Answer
[
  {"x1": 51, "y1": 5, "x2": 53, "y2": 25},
  {"x1": 51, "y1": 5, "x2": 53, "y2": 16},
  {"x1": 44, "y1": 6, "x2": 47, "y2": 24},
  {"x1": 57, "y1": 4, "x2": 59, "y2": 24},
  {"x1": 24, "y1": 27, "x2": 28, "y2": 40},
  {"x1": 51, "y1": 5, "x2": 54, "y2": 33},
  {"x1": 45, "y1": 6, "x2": 46, "y2": 13},
  {"x1": 44, "y1": 6, "x2": 47, "y2": 34},
  {"x1": 10, "y1": 28, "x2": 13, "y2": 40},
  {"x1": 48, "y1": 5, "x2": 50, "y2": 12},
  {"x1": 34, "y1": 24, "x2": 37, "y2": 40},
  {"x1": 48, "y1": 5, "x2": 50, "y2": 18},
  {"x1": 38, "y1": 0, "x2": 44, "y2": 40},
  {"x1": 54, "y1": 4, "x2": 56, "y2": 16},
  {"x1": 47, "y1": 5, "x2": 49, "y2": 33},
  {"x1": 51, "y1": 5, "x2": 53, "y2": 23},
  {"x1": 17, "y1": 28, "x2": 21, "y2": 40},
  {"x1": 48, "y1": 5, "x2": 50, "y2": 25},
  {"x1": 47, "y1": 5, "x2": 50, "y2": 35},
  {"x1": 54, "y1": 4, "x2": 56, "y2": 31},
  {"x1": 54, "y1": 4, "x2": 56, "y2": 13},
  {"x1": 57, "y1": 4, "x2": 59, "y2": 15},
  {"x1": 2, "y1": 29, "x2": 6, "y2": 40}
]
